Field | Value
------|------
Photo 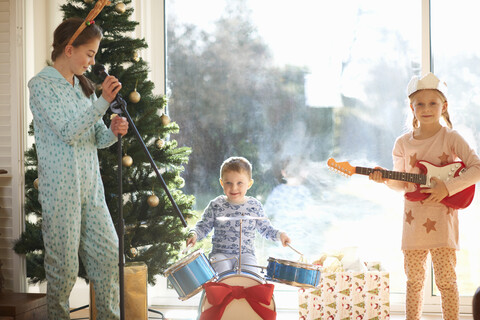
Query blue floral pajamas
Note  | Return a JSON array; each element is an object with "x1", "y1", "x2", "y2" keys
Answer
[
  {"x1": 210, "y1": 252, "x2": 260, "y2": 275},
  {"x1": 191, "y1": 195, "x2": 281, "y2": 274},
  {"x1": 29, "y1": 66, "x2": 120, "y2": 320}
]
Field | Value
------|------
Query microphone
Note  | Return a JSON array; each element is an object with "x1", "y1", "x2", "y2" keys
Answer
[{"x1": 92, "y1": 64, "x2": 126, "y2": 114}]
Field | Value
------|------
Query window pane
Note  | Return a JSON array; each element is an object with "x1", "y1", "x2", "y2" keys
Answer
[
  {"x1": 166, "y1": 0, "x2": 420, "y2": 301},
  {"x1": 431, "y1": 0, "x2": 480, "y2": 297}
]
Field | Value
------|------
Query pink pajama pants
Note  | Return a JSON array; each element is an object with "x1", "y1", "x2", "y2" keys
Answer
[{"x1": 403, "y1": 248, "x2": 459, "y2": 320}]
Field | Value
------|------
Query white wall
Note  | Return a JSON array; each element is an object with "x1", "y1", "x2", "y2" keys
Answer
[
  {"x1": 133, "y1": 0, "x2": 165, "y2": 95},
  {"x1": 0, "y1": 0, "x2": 26, "y2": 293}
]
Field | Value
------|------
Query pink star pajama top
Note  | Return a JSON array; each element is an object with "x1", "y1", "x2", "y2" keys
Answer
[{"x1": 388, "y1": 126, "x2": 480, "y2": 250}]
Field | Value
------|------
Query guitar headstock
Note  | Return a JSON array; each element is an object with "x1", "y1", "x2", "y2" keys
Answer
[{"x1": 327, "y1": 158, "x2": 356, "y2": 176}]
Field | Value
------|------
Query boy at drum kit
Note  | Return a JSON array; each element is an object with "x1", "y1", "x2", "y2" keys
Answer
[
  {"x1": 186, "y1": 156, "x2": 291, "y2": 276},
  {"x1": 164, "y1": 157, "x2": 321, "y2": 319}
]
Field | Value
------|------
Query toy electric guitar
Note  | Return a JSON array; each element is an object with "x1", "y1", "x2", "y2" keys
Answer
[{"x1": 327, "y1": 158, "x2": 475, "y2": 209}]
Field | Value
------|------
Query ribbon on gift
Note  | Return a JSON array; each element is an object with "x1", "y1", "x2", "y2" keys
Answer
[{"x1": 199, "y1": 282, "x2": 276, "y2": 320}]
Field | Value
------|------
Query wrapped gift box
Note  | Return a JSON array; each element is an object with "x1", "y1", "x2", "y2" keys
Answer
[
  {"x1": 90, "y1": 262, "x2": 148, "y2": 320},
  {"x1": 298, "y1": 271, "x2": 390, "y2": 320}
]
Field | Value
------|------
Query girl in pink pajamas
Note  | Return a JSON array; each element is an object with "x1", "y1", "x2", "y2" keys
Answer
[
  {"x1": 29, "y1": 18, "x2": 128, "y2": 319},
  {"x1": 369, "y1": 72, "x2": 480, "y2": 319}
]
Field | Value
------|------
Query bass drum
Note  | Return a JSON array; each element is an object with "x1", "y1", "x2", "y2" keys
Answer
[{"x1": 199, "y1": 270, "x2": 276, "y2": 320}]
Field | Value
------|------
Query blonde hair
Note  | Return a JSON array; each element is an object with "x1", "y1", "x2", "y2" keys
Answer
[
  {"x1": 409, "y1": 89, "x2": 452, "y2": 129},
  {"x1": 220, "y1": 157, "x2": 252, "y2": 179}
]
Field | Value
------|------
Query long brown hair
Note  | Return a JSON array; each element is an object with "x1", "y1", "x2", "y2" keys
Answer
[{"x1": 51, "y1": 18, "x2": 103, "y2": 97}]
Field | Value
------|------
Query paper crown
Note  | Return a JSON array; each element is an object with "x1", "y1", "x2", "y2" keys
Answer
[{"x1": 406, "y1": 72, "x2": 448, "y2": 100}]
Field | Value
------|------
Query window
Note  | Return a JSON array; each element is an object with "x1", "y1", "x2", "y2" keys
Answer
[
  {"x1": 429, "y1": 0, "x2": 480, "y2": 310},
  {"x1": 159, "y1": 0, "x2": 476, "y2": 313}
]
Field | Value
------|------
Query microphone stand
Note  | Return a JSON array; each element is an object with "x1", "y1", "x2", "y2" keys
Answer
[
  {"x1": 117, "y1": 132, "x2": 125, "y2": 320},
  {"x1": 111, "y1": 96, "x2": 187, "y2": 320}
]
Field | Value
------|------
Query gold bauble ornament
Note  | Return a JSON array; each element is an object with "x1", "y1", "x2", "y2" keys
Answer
[
  {"x1": 115, "y1": 2, "x2": 126, "y2": 13},
  {"x1": 147, "y1": 194, "x2": 160, "y2": 207},
  {"x1": 129, "y1": 247, "x2": 138, "y2": 258},
  {"x1": 132, "y1": 51, "x2": 140, "y2": 62},
  {"x1": 84, "y1": 0, "x2": 94, "y2": 4},
  {"x1": 129, "y1": 90, "x2": 141, "y2": 103},
  {"x1": 122, "y1": 155, "x2": 133, "y2": 167},
  {"x1": 156, "y1": 139, "x2": 165, "y2": 149},
  {"x1": 33, "y1": 178, "x2": 39, "y2": 190},
  {"x1": 161, "y1": 114, "x2": 171, "y2": 126}
]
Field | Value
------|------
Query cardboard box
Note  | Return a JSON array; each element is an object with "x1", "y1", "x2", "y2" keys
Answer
[{"x1": 90, "y1": 262, "x2": 148, "y2": 320}]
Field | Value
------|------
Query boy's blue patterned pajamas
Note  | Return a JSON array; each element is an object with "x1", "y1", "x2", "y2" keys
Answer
[
  {"x1": 191, "y1": 195, "x2": 282, "y2": 275},
  {"x1": 29, "y1": 66, "x2": 120, "y2": 320}
]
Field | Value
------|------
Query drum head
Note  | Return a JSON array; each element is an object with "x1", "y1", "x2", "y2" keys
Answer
[
  {"x1": 200, "y1": 272, "x2": 276, "y2": 320},
  {"x1": 217, "y1": 269, "x2": 265, "y2": 283},
  {"x1": 164, "y1": 249, "x2": 205, "y2": 275},
  {"x1": 267, "y1": 257, "x2": 321, "y2": 271}
]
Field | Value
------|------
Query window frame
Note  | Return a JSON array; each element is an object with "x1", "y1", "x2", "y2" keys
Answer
[
  {"x1": 158, "y1": 0, "x2": 474, "y2": 314},
  {"x1": 389, "y1": 0, "x2": 473, "y2": 313},
  {"x1": 421, "y1": 0, "x2": 474, "y2": 312}
]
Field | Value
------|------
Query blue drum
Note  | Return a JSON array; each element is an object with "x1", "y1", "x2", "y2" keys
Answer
[
  {"x1": 164, "y1": 249, "x2": 217, "y2": 300},
  {"x1": 266, "y1": 257, "x2": 321, "y2": 288}
]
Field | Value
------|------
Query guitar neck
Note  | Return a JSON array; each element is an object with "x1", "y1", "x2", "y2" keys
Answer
[{"x1": 355, "y1": 166, "x2": 427, "y2": 185}]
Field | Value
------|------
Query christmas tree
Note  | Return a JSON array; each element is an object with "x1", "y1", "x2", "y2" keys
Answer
[{"x1": 14, "y1": 0, "x2": 194, "y2": 285}]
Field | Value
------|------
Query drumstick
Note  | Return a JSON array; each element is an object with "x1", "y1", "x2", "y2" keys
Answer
[
  {"x1": 287, "y1": 243, "x2": 304, "y2": 256},
  {"x1": 181, "y1": 243, "x2": 193, "y2": 255}
]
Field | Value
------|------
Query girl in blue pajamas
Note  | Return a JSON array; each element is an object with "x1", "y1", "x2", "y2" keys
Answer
[{"x1": 28, "y1": 18, "x2": 128, "y2": 320}]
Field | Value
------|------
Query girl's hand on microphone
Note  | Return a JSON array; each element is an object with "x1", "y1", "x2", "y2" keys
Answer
[
  {"x1": 102, "y1": 75, "x2": 122, "y2": 103},
  {"x1": 110, "y1": 115, "x2": 129, "y2": 137}
]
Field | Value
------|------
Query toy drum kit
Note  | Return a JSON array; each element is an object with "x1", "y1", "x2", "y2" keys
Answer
[{"x1": 163, "y1": 214, "x2": 322, "y2": 318}]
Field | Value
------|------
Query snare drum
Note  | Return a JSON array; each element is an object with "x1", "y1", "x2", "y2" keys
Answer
[
  {"x1": 266, "y1": 257, "x2": 321, "y2": 288},
  {"x1": 199, "y1": 271, "x2": 276, "y2": 320},
  {"x1": 164, "y1": 250, "x2": 217, "y2": 300}
]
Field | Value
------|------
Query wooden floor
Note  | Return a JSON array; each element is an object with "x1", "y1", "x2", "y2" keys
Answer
[
  {"x1": 69, "y1": 307, "x2": 173, "y2": 320},
  {"x1": 68, "y1": 306, "x2": 296, "y2": 319},
  {"x1": 69, "y1": 307, "x2": 473, "y2": 320},
  {"x1": 69, "y1": 307, "x2": 89, "y2": 320}
]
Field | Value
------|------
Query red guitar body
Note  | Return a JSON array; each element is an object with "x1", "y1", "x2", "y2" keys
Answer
[{"x1": 404, "y1": 160, "x2": 475, "y2": 209}]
